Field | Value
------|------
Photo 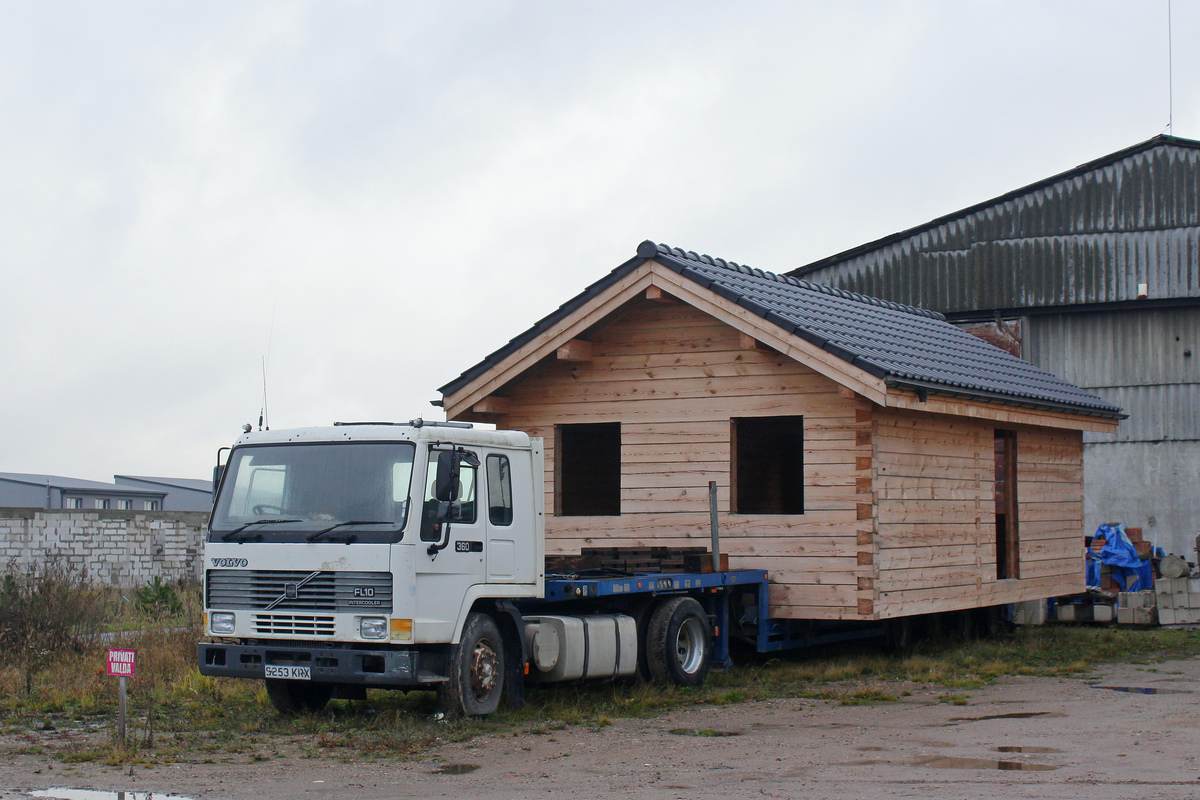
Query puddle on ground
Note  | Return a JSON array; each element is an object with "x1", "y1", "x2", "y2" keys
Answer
[
  {"x1": 919, "y1": 756, "x2": 1058, "y2": 772},
  {"x1": 431, "y1": 764, "x2": 479, "y2": 775},
  {"x1": 944, "y1": 711, "x2": 1064, "y2": 724},
  {"x1": 996, "y1": 745, "x2": 1063, "y2": 754},
  {"x1": 1098, "y1": 686, "x2": 1191, "y2": 695},
  {"x1": 839, "y1": 756, "x2": 1057, "y2": 772},
  {"x1": 30, "y1": 791, "x2": 194, "y2": 800},
  {"x1": 669, "y1": 728, "x2": 742, "y2": 737},
  {"x1": 856, "y1": 746, "x2": 887, "y2": 752}
]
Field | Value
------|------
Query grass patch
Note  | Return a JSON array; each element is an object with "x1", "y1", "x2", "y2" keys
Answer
[
  {"x1": 669, "y1": 728, "x2": 741, "y2": 736},
  {"x1": 3, "y1": 581, "x2": 1200, "y2": 765}
]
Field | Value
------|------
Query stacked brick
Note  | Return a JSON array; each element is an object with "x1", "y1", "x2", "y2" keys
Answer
[
  {"x1": 0, "y1": 508, "x2": 206, "y2": 587},
  {"x1": 1155, "y1": 578, "x2": 1200, "y2": 625}
]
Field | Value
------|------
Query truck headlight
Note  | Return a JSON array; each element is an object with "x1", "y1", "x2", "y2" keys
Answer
[
  {"x1": 210, "y1": 612, "x2": 236, "y2": 634},
  {"x1": 360, "y1": 616, "x2": 388, "y2": 640}
]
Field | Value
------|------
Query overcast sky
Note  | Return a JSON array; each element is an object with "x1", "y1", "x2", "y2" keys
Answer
[{"x1": 2, "y1": 1, "x2": 1197, "y2": 483}]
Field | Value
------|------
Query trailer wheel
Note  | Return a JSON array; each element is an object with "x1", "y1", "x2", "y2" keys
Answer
[
  {"x1": 440, "y1": 612, "x2": 505, "y2": 717},
  {"x1": 647, "y1": 597, "x2": 712, "y2": 687},
  {"x1": 265, "y1": 679, "x2": 333, "y2": 714}
]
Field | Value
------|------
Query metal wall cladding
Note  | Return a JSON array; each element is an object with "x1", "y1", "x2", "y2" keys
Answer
[
  {"x1": 1023, "y1": 308, "x2": 1200, "y2": 443},
  {"x1": 797, "y1": 143, "x2": 1200, "y2": 314},
  {"x1": 1082, "y1": 384, "x2": 1200, "y2": 443}
]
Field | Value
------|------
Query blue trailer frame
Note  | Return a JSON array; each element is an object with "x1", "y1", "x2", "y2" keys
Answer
[{"x1": 538, "y1": 568, "x2": 888, "y2": 668}]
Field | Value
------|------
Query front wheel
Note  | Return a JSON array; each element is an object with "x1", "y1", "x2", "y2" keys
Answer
[
  {"x1": 647, "y1": 596, "x2": 713, "y2": 687},
  {"x1": 265, "y1": 679, "x2": 333, "y2": 714},
  {"x1": 440, "y1": 612, "x2": 505, "y2": 717}
]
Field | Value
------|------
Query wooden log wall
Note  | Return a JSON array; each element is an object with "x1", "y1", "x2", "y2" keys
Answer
[
  {"x1": 473, "y1": 296, "x2": 1087, "y2": 621},
  {"x1": 871, "y1": 409, "x2": 1085, "y2": 617},
  {"x1": 491, "y1": 300, "x2": 873, "y2": 620}
]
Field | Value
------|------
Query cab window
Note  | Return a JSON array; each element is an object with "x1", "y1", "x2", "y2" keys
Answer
[
  {"x1": 421, "y1": 452, "x2": 477, "y2": 541},
  {"x1": 487, "y1": 454, "x2": 513, "y2": 526}
]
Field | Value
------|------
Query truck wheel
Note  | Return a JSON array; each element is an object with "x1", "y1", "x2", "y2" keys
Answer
[
  {"x1": 440, "y1": 612, "x2": 505, "y2": 717},
  {"x1": 265, "y1": 679, "x2": 333, "y2": 714},
  {"x1": 647, "y1": 597, "x2": 712, "y2": 687}
]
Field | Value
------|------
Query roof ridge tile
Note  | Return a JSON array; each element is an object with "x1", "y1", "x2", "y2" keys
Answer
[{"x1": 653, "y1": 239, "x2": 946, "y2": 320}]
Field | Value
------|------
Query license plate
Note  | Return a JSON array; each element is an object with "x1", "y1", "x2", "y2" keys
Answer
[{"x1": 265, "y1": 665, "x2": 310, "y2": 680}]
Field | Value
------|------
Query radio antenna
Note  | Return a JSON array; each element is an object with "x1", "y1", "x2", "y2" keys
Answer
[
  {"x1": 259, "y1": 356, "x2": 269, "y2": 431},
  {"x1": 259, "y1": 302, "x2": 276, "y2": 431},
  {"x1": 1168, "y1": 0, "x2": 1174, "y2": 135}
]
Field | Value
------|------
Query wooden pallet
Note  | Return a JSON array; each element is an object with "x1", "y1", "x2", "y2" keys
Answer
[{"x1": 546, "y1": 546, "x2": 729, "y2": 575}]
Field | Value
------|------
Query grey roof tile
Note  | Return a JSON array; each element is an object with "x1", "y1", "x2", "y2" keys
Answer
[{"x1": 439, "y1": 241, "x2": 1124, "y2": 419}]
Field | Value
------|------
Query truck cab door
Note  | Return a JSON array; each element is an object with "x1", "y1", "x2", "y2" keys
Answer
[
  {"x1": 483, "y1": 449, "x2": 535, "y2": 583},
  {"x1": 413, "y1": 448, "x2": 486, "y2": 641}
]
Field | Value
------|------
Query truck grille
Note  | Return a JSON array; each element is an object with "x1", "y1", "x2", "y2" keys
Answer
[
  {"x1": 253, "y1": 614, "x2": 336, "y2": 637},
  {"x1": 206, "y1": 570, "x2": 393, "y2": 613}
]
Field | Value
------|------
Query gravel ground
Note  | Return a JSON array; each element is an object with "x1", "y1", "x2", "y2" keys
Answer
[{"x1": 1, "y1": 656, "x2": 1198, "y2": 800}]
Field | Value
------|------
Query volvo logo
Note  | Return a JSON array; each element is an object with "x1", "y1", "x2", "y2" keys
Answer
[
  {"x1": 211, "y1": 558, "x2": 248, "y2": 568},
  {"x1": 265, "y1": 570, "x2": 322, "y2": 610}
]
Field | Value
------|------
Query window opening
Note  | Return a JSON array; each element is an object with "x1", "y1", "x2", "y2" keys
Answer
[
  {"x1": 556, "y1": 422, "x2": 621, "y2": 516},
  {"x1": 732, "y1": 416, "x2": 805, "y2": 514}
]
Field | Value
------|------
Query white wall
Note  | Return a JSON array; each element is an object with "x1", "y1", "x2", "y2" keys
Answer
[{"x1": 0, "y1": 508, "x2": 206, "y2": 587}]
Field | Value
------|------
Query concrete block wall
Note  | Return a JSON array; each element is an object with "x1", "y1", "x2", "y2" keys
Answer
[
  {"x1": 1117, "y1": 590, "x2": 1159, "y2": 625},
  {"x1": 1155, "y1": 578, "x2": 1200, "y2": 625},
  {"x1": 0, "y1": 507, "x2": 207, "y2": 588}
]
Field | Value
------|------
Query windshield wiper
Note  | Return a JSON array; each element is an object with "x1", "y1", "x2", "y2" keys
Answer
[
  {"x1": 307, "y1": 520, "x2": 393, "y2": 543},
  {"x1": 220, "y1": 519, "x2": 302, "y2": 542}
]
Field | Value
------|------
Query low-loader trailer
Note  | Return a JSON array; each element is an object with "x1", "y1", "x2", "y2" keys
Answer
[{"x1": 198, "y1": 420, "x2": 880, "y2": 716}]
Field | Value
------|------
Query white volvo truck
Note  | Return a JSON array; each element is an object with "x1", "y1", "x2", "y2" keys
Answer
[{"x1": 198, "y1": 420, "x2": 856, "y2": 716}]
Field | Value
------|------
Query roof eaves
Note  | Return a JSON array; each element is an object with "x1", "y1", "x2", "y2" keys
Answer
[
  {"x1": 437, "y1": 253, "x2": 649, "y2": 398},
  {"x1": 884, "y1": 376, "x2": 1127, "y2": 420}
]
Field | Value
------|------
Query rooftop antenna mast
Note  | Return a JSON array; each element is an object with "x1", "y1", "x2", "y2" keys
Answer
[
  {"x1": 1168, "y1": 0, "x2": 1174, "y2": 135},
  {"x1": 259, "y1": 302, "x2": 276, "y2": 431}
]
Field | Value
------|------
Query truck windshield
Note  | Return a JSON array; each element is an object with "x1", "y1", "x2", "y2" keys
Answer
[{"x1": 209, "y1": 442, "x2": 416, "y2": 543}]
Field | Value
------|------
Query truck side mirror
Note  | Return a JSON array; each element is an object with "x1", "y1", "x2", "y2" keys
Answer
[
  {"x1": 212, "y1": 464, "x2": 224, "y2": 493},
  {"x1": 434, "y1": 450, "x2": 460, "y2": 502}
]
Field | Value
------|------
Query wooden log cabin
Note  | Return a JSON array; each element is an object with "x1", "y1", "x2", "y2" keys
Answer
[{"x1": 438, "y1": 241, "x2": 1124, "y2": 621}]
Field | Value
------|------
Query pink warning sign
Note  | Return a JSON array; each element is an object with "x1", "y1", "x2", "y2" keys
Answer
[{"x1": 107, "y1": 648, "x2": 136, "y2": 677}]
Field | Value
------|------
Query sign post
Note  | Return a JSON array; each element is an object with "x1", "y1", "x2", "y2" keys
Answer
[{"x1": 107, "y1": 649, "x2": 136, "y2": 745}]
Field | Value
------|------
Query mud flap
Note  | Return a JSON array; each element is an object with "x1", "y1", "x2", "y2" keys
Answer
[{"x1": 495, "y1": 600, "x2": 526, "y2": 710}]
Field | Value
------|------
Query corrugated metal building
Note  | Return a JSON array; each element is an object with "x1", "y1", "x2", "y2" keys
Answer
[{"x1": 792, "y1": 134, "x2": 1200, "y2": 559}]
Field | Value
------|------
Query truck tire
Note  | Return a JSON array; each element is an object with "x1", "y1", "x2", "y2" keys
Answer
[
  {"x1": 265, "y1": 679, "x2": 333, "y2": 714},
  {"x1": 646, "y1": 596, "x2": 712, "y2": 687},
  {"x1": 440, "y1": 612, "x2": 505, "y2": 717}
]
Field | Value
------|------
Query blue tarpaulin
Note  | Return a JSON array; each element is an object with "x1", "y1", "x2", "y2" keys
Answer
[{"x1": 1086, "y1": 523, "x2": 1153, "y2": 592}]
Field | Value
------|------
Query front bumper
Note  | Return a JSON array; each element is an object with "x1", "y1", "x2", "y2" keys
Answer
[{"x1": 198, "y1": 642, "x2": 447, "y2": 687}]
